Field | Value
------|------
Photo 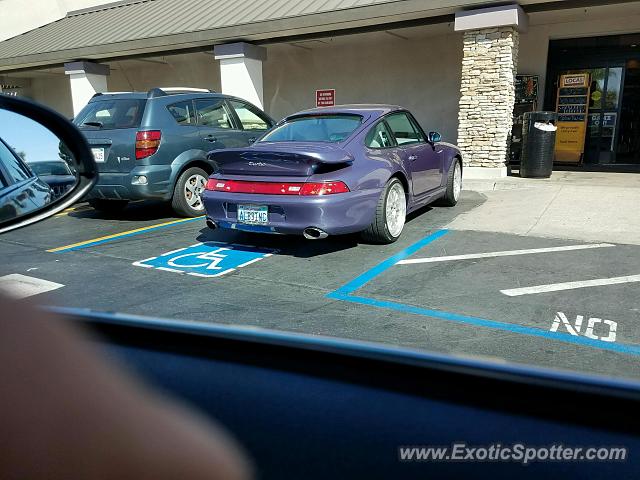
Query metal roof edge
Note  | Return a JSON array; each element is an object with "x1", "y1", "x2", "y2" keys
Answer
[{"x1": 66, "y1": 0, "x2": 150, "y2": 17}]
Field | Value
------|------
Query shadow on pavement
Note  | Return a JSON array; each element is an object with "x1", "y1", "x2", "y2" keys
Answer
[
  {"x1": 195, "y1": 227, "x2": 360, "y2": 258},
  {"x1": 69, "y1": 200, "x2": 177, "y2": 221}
]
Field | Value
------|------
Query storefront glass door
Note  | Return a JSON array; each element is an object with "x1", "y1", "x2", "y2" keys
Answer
[{"x1": 563, "y1": 67, "x2": 623, "y2": 164}]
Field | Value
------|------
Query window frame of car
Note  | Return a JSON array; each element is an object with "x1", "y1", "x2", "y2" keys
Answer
[
  {"x1": 364, "y1": 119, "x2": 398, "y2": 150},
  {"x1": 193, "y1": 97, "x2": 239, "y2": 130},
  {"x1": 0, "y1": 137, "x2": 35, "y2": 188},
  {"x1": 166, "y1": 99, "x2": 198, "y2": 127},
  {"x1": 384, "y1": 110, "x2": 427, "y2": 147},
  {"x1": 225, "y1": 99, "x2": 274, "y2": 132}
]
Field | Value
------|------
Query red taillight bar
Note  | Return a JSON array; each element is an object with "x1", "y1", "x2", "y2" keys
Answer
[
  {"x1": 205, "y1": 179, "x2": 350, "y2": 196},
  {"x1": 135, "y1": 130, "x2": 161, "y2": 159}
]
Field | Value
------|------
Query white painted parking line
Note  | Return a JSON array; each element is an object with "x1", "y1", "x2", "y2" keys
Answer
[
  {"x1": 0, "y1": 274, "x2": 64, "y2": 299},
  {"x1": 501, "y1": 274, "x2": 640, "y2": 297},
  {"x1": 397, "y1": 243, "x2": 615, "y2": 265}
]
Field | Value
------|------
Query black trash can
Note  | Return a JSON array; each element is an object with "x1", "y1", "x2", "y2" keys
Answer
[{"x1": 520, "y1": 111, "x2": 558, "y2": 178}]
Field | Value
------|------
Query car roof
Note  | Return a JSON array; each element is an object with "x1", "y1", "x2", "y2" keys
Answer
[{"x1": 287, "y1": 104, "x2": 404, "y2": 120}]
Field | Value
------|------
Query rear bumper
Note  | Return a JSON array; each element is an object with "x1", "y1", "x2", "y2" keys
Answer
[
  {"x1": 87, "y1": 165, "x2": 173, "y2": 201},
  {"x1": 202, "y1": 188, "x2": 381, "y2": 235}
]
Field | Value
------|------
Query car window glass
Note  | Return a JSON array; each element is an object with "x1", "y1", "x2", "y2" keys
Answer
[
  {"x1": 260, "y1": 115, "x2": 361, "y2": 143},
  {"x1": 195, "y1": 99, "x2": 233, "y2": 128},
  {"x1": 73, "y1": 99, "x2": 146, "y2": 129},
  {"x1": 386, "y1": 112, "x2": 423, "y2": 145},
  {"x1": 365, "y1": 121, "x2": 395, "y2": 148},
  {"x1": 167, "y1": 101, "x2": 196, "y2": 125},
  {"x1": 0, "y1": 139, "x2": 31, "y2": 183},
  {"x1": 28, "y1": 161, "x2": 71, "y2": 176},
  {"x1": 229, "y1": 101, "x2": 270, "y2": 130}
]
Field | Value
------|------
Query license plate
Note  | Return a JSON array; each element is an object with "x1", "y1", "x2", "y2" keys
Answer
[
  {"x1": 91, "y1": 147, "x2": 105, "y2": 163},
  {"x1": 237, "y1": 204, "x2": 268, "y2": 225}
]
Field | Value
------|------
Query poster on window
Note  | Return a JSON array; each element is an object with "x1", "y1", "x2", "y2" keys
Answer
[
  {"x1": 554, "y1": 74, "x2": 591, "y2": 163},
  {"x1": 515, "y1": 75, "x2": 538, "y2": 106}
]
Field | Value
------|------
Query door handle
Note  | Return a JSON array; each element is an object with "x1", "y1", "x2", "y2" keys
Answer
[
  {"x1": 408, "y1": 155, "x2": 418, "y2": 161},
  {"x1": 205, "y1": 135, "x2": 217, "y2": 143}
]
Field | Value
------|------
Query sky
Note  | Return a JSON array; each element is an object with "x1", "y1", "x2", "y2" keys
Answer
[{"x1": 0, "y1": 109, "x2": 65, "y2": 163}]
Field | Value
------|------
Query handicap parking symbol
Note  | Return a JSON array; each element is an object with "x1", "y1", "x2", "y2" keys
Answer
[{"x1": 133, "y1": 242, "x2": 276, "y2": 278}]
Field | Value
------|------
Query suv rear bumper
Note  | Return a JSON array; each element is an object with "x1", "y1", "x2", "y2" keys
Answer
[{"x1": 87, "y1": 165, "x2": 173, "y2": 201}]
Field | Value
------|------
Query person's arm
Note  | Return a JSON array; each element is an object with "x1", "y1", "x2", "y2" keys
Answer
[{"x1": 0, "y1": 294, "x2": 252, "y2": 480}]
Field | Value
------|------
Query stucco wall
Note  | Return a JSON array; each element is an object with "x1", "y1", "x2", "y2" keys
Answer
[
  {"x1": 30, "y1": 75, "x2": 73, "y2": 118},
  {"x1": 10, "y1": 3, "x2": 639, "y2": 141},
  {"x1": 106, "y1": 53, "x2": 221, "y2": 94},
  {"x1": 263, "y1": 32, "x2": 464, "y2": 143}
]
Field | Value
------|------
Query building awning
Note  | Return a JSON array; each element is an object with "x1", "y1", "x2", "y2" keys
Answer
[
  {"x1": 0, "y1": 0, "x2": 581, "y2": 72},
  {"x1": 0, "y1": 0, "x2": 495, "y2": 72}
]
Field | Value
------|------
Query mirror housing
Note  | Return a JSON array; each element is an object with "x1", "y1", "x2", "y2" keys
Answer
[
  {"x1": 0, "y1": 95, "x2": 98, "y2": 234},
  {"x1": 428, "y1": 131, "x2": 442, "y2": 144}
]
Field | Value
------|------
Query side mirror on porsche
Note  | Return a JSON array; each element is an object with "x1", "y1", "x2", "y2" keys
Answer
[{"x1": 0, "y1": 95, "x2": 97, "y2": 234}]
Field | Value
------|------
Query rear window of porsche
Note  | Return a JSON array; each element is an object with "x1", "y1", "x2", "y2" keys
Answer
[{"x1": 259, "y1": 114, "x2": 362, "y2": 143}]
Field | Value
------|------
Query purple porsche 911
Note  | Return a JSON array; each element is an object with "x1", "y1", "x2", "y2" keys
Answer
[{"x1": 202, "y1": 105, "x2": 462, "y2": 243}]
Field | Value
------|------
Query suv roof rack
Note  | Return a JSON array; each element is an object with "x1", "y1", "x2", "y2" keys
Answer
[{"x1": 147, "y1": 87, "x2": 214, "y2": 98}]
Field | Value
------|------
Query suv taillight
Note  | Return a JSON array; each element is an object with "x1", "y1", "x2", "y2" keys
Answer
[{"x1": 135, "y1": 130, "x2": 161, "y2": 159}]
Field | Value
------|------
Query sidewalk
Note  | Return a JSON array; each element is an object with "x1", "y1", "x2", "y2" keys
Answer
[{"x1": 452, "y1": 171, "x2": 640, "y2": 245}]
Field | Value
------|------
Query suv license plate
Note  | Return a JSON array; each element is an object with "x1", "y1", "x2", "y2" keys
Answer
[
  {"x1": 238, "y1": 205, "x2": 268, "y2": 225},
  {"x1": 91, "y1": 148, "x2": 105, "y2": 162}
]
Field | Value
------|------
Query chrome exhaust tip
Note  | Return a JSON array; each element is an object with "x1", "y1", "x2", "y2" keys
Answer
[
  {"x1": 206, "y1": 219, "x2": 217, "y2": 230},
  {"x1": 303, "y1": 227, "x2": 328, "y2": 240}
]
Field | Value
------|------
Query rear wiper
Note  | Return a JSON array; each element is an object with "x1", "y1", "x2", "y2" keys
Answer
[{"x1": 82, "y1": 121, "x2": 103, "y2": 128}]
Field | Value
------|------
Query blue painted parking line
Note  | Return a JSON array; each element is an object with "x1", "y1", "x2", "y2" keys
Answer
[
  {"x1": 133, "y1": 242, "x2": 276, "y2": 278},
  {"x1": 327, "y1": 229, "x2": 640, "y2": 357}
]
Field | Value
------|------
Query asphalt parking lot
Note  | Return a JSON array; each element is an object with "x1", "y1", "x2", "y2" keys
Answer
[{"x1": 2, "y1": 191, "x2": 639, "y2": 380}]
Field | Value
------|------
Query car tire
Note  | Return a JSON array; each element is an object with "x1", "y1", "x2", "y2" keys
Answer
[
  {"x1": 436, "y1": 158, "x2": 462, "y2": 207},
  {"x1": 88, "y1": 199, "x2": 129, "y2": 212},
  {"x1": 361, "y1": 177, "x2": 406, "y2": 244},
  {"x1": 172, "y1": 167, "x2": 208, "y2": 217}
]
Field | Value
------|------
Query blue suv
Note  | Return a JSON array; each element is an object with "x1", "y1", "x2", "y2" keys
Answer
[{"x1": 73, "y1": 88, "x2": 275, "y2": 216}]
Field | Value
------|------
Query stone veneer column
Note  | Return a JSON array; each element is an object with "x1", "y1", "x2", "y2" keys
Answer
[
  {"x1": 454, "y1": 4, "x2": 527, "y2": 179},
  {"x1": 457, "y1": 27, "x2": 519, "y2": 176}
]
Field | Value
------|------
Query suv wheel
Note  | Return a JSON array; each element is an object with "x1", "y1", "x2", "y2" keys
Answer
[
  {"x1": 88, "y1": 199, "x2": 129, "y2": 213},
  {"x1": 172, "y1": 167, "x2": 208, "y2": 217}
]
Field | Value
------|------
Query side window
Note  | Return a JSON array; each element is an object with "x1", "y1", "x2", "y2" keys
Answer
[
  {"x1": 0, "y1": 140, "x2": 32, "y2": 184},
  {"x1": 365, "y1": 121, "x2": 395, "y2": 148},
  {"x1": 229, "y1": 100, "x2": 271, "y2": 130},
  {"x1": 167, "y1": 100, "x2": 195, "y2": 125},
  {"x1": 195, "y1": 99, "x2": 233, "y2": 129},
  {"x1": 386, "y1": 112, "x2": 424, "y2": 145}
]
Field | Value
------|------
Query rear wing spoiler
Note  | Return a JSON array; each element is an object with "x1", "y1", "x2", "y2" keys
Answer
[{"x1": 207, "y1": 146, "x2": 354, "y2": 176}]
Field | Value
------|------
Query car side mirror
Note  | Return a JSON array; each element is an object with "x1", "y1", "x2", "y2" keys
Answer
[
  {"x1": 428, "y1": 131, "x2": 441, "y2": 144},
  {"x1": 0, "y1": 95, "x2": 98, "y2": 234}
]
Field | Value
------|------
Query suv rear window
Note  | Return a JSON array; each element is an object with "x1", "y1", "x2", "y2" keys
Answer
[{"x1": 74, "y1": 99, "x2": 146, "y2": 130}]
